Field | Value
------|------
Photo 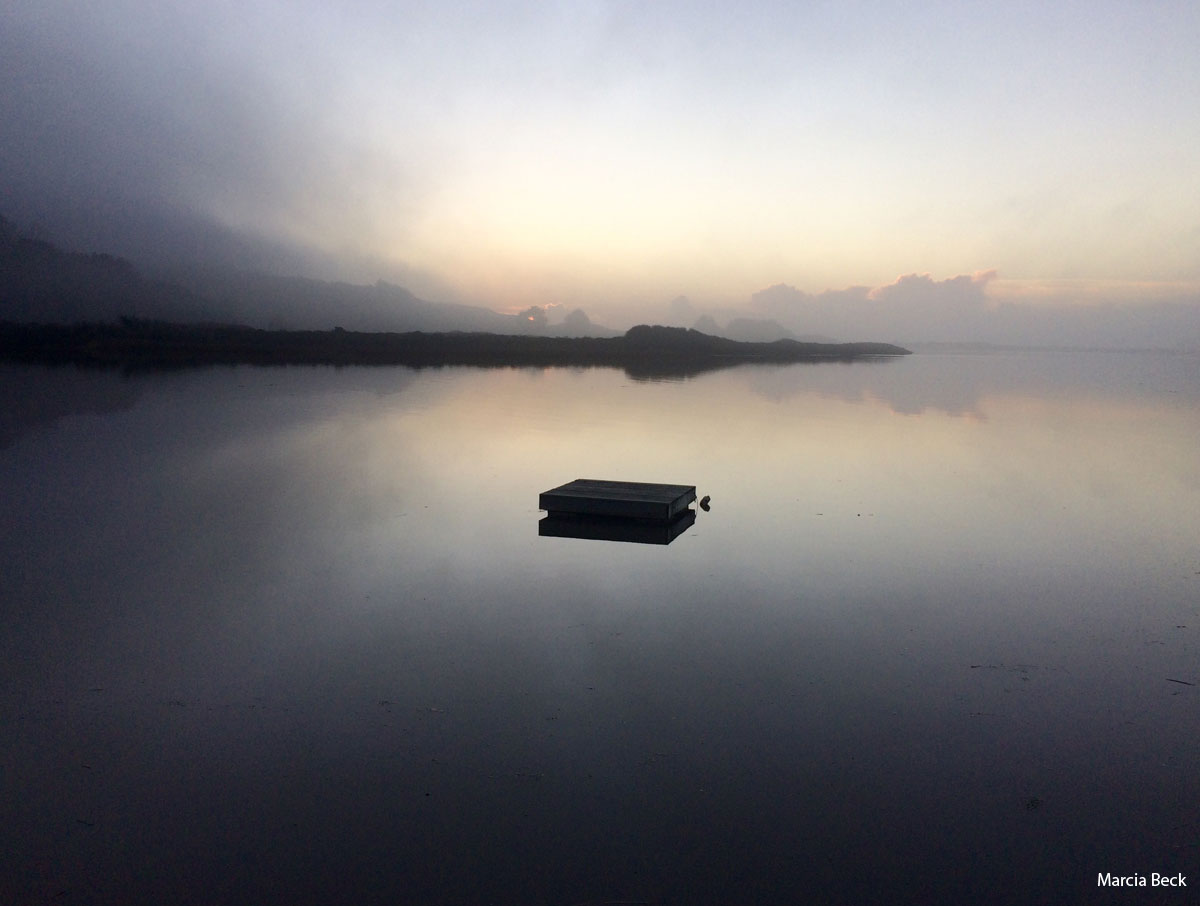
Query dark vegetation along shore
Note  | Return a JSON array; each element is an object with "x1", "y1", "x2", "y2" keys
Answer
[
  {"x1": 1, "y1": 214, "x2": 909, "y2": 376},
  {"x1": 0, "y1": 319, "x2": 911, "y2": 378}
]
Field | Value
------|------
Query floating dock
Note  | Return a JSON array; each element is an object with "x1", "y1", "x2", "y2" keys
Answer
[{"x1": 539, "y1": 479, "x2": 697, "y2": 522}]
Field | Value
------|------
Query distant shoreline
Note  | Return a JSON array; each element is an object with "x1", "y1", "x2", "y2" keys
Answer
[{"x1": 0, "y1": 320, "x2": 911, "y2": 376}]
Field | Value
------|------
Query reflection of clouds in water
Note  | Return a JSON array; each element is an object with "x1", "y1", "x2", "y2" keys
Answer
[
  {"x1": 742, "y1": 351, "x2": 1200, "y2": 418},
  {"x1": 0, "y1": 365, "x2": 442, "y2": 717},
  {"x1": 742, "y1": 357, "x2": 985, "y2": 417},
  {"x1": 4, "y1": 357, "x2": 1200, "y2": 905}
]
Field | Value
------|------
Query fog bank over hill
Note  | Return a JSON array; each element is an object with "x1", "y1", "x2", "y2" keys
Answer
[
  {"x1": 0, "y1": 217, "x2": 615, "y2": 337},
  {"x1": 3, "y1": 214, "x2": 1198, "y2": 350}
]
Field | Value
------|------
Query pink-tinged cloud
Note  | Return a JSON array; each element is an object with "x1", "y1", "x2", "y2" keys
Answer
[{"x1": 867, "y1": 271, "x2": 996, "y2": 304}]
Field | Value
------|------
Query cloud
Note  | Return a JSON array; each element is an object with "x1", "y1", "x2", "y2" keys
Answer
[
  {"x1": 0, "y1": 2, "x2": 439, "y2": 279},
  {"x1": 751, "y1": 272, "x2": 1200, "y2": 348},
  {"x1": 867, "y1": 271, "x2": 995, "y2": 305},
  {"x1": 750, "y1": 272, "x2": 996, "y2": 342}
]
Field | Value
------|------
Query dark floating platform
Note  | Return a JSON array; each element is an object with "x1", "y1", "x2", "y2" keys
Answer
[
  {"x1": 539, "y1": 510, "x2": 696, "y2": 546},
  {"x1": 538, "y1": 479, "x2": 698, "y2": 545},
  {"x1": 540, "y1": 479, "x2": 697, "y2": 522}
]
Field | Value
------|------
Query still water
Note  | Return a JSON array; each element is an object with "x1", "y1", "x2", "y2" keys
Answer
[{"x1": 2, "y1": 353, "x2": 1198, "y2": 905}]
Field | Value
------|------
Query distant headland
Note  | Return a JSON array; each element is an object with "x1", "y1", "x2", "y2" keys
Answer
[{"x1": 0, "y1": 319, "x2": 910, "y2": 377}]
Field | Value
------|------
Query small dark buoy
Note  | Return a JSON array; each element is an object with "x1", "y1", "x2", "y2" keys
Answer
[{"x1": 699, "y1": 495, "x2": 711, "y2": 512}]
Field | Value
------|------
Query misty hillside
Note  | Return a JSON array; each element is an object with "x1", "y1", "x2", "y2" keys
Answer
[
  {"x1": 164, "y1": 265, "x2": 523, "y2": 333},
  {"x1": 162, "y1": 267, "x2": 621, "y2": 337},
  {"x1": 0, "y1": 215, "x2": 617, "y2": 336},
  {"x1": 0, "y1": 215, "x2": 211, "y2": 323}
]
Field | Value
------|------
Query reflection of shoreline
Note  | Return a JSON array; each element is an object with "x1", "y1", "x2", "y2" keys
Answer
[
  {"x1": 746, "y1": 348, "x2": 1200, "y2": 417},
  {"x1": 0, "y1": 321, "x2": 909, "y2": 377},
  {"x1": 0, "y1": 365, "x2": 142, "y2": 449}
]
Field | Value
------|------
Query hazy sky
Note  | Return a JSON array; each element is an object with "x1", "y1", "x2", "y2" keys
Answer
[{"x1": 3, "y1": 0, "x2": 1199, "y2": 329}]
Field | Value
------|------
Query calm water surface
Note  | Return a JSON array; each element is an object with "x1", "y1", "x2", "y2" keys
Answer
[{"x1": 2, "y1": 353, "x2": 1198, "y2": 905}]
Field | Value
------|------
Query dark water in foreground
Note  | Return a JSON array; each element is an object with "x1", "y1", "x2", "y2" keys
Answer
[{"x1": 2, "y1": 352, "x2": 1198, "y2": 905}]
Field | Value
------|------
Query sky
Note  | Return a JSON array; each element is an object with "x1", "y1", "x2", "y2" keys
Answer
[{"x1": 3, "y1": 0, "x2": 1200, "y2": 342}]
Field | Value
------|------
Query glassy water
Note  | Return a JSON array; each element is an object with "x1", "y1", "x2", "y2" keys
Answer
[{"x1": 2, "y1": 353, "x2": 1198, "y2": 905}]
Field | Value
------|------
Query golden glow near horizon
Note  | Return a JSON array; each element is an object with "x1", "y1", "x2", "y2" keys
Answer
[{"x1": 3, "y1": 0, "x2": 1199, "y2": 339}]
